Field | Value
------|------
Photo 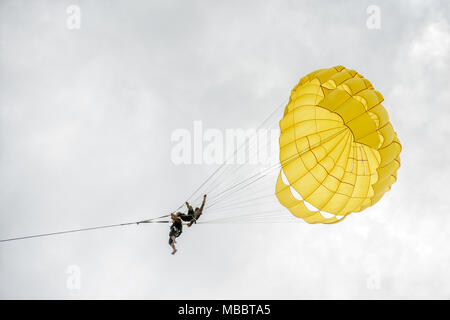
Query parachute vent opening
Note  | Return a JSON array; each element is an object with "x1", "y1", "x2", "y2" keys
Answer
[
  {"x1": 289, "y1": 186, "x2": 303, "y2": 201},
  {"x1": 303, "y1": 199, "x2": 319, "y2": 212},
  {"x1": 318, "y1": 211, "x2": 335, "y2": 219},
  {"x1": 282, "y1": 169, "x2": 305, "y2": 202},
  {"x1": 280, "y1": 168, "x2": 290, "y2": 185}
]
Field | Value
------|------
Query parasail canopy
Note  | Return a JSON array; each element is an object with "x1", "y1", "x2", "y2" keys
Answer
[{"x1": 275, "y1": 65, "x2": 401, "y2": 224}]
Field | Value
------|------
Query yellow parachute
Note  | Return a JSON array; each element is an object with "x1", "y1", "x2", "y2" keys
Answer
[{"x1": 275, "y1": 66, "x2": 401, "y2": 224}]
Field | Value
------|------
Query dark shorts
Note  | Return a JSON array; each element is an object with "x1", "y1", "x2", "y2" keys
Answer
[
  {"x1": 179, "y1": 214, "x2": 194, "y2": 222},
  {"x1": 169, "y1": 232, "x2": 180, "y2": 245},
  {"x1": 169, "y1": 225, "x2": 181, "y2": 245},
  {"x1": 169, "y1": 229, "x2": 181, "y2": 238}
]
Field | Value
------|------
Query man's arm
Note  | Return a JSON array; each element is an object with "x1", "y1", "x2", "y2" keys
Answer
[
  {"x1": 186, "y1": 202, "x2": 193, "y2": 211},
  {"x1": 199, "y1": 195, "x2": 207, "y2": 212}
]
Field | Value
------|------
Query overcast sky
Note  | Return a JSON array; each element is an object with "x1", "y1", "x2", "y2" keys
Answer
[{"x1": 1, "y1": 0, "x2": 449, "y2": 299}]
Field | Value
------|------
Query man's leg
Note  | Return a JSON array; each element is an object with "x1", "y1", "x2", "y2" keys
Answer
[
  {"x1": 169, "y1": 237, "x2": 177, "y2": 254},
  {"x1": 188, "y1": 212, "x2": 201, "y2": 227}
]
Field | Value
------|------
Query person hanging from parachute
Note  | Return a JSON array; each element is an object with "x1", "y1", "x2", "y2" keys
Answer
[
  {"x1": 176, "y1": 202, "x2": 194, "y2": 222},
  {"x1": 168, "y1": 194, "x2": 207, "y2": 254},
  {"x1": 176, "y1": 194, "x2": 207, "y2": 227},
  {"x1": 168, "y1": 213, "x2": 183, "y2": 255}
]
